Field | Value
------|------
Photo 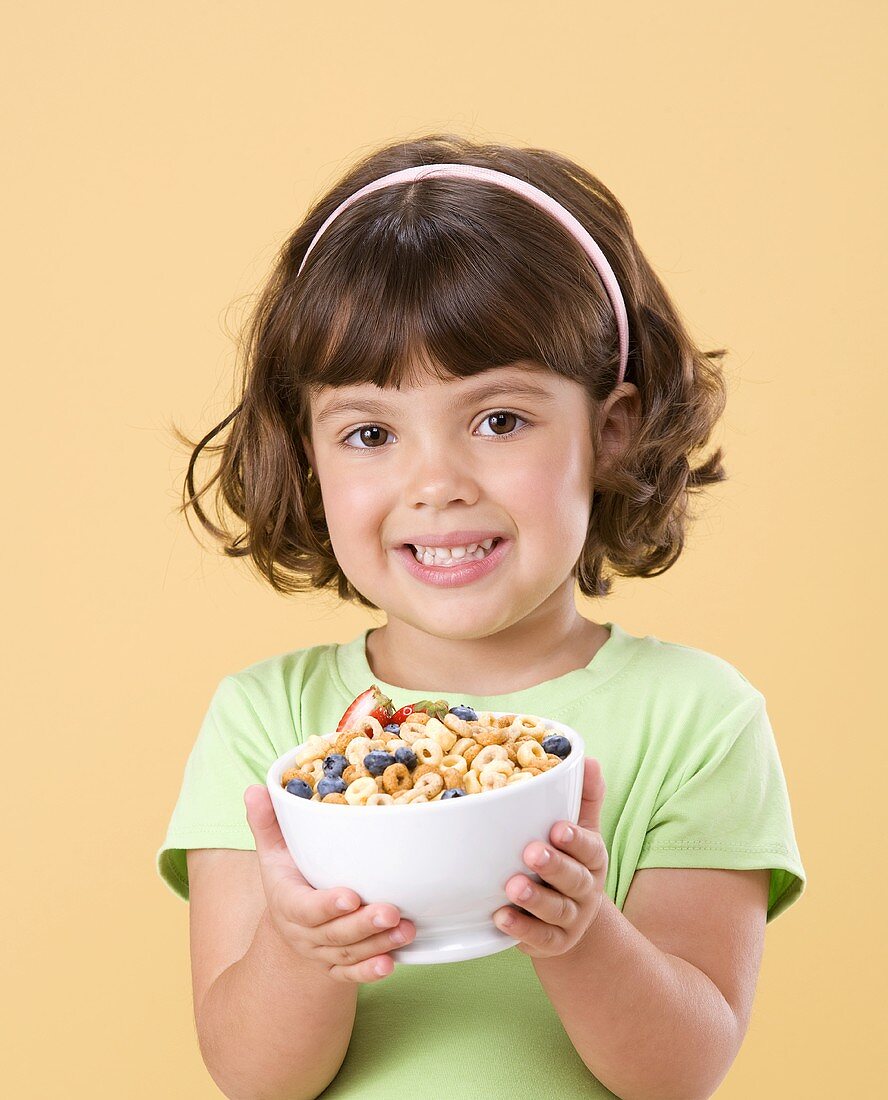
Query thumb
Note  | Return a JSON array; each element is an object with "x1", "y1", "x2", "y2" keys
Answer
[
  {"x1": 577, "y1": 757, "x2": 606, "y2": 835},
  {"x1": 244, "y1": 784, "x2": 310, "y2": 894}
]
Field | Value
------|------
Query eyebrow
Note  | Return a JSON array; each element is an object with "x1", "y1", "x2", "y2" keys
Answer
[{"x1": 314, "y1": 378, "x2": 556, "y2": 426}]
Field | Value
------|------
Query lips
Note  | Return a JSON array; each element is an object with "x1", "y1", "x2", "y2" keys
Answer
[
  {"x1": 394, "y1": 536, "x2": 512, "y2": 588},
  {"x1": 395, "y1": 530, "x2": 509, "y2": 549},
  {"x1": 406, "y1": 538, "x2": 502, "y2": 561}
]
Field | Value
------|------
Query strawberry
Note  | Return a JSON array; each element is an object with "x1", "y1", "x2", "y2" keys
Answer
[
  {"x1": 335, "y1": 685, "x2": 394, "y2": 733},
  {"x1": 389, "y1": 703, "x2": 417, "y2": 725}
]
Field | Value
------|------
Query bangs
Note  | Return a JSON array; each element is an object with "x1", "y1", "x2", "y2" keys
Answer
[{"x1": 285, "y1": 181, "x2": 618, "y2": 412}]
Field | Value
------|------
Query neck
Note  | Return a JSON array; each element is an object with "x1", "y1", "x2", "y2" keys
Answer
[{"x1": 365, "y1": 589, "x2": 610, "y2": 695}]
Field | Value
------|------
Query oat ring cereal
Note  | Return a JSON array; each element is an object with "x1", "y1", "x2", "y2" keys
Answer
[
  {"x1": 441, "y1": 712, "x2": 471, "y2": 734},
  {"x1": 481, "y1": 713, "x2": 516, "y2": 730},
  {"x1": 517, "y1": 740, "x2": 548, "y2": 767},
  {"x1": 479, "y1": 759, "x2": 514, "y2": 783},
  {"x1": 381, "y1": 762, "x2": 413, "y2": 794},
  {"x1": 344, "y1": 776, "x2": 378, "y2": 805},
  {"x1": 365, "y1": 792, "x2": 395, "y2": 805},
  {"x1": 472, "y1": 725, "x2": 511, "y2": 747},
  {"x1": 440, "y1": 754, "x2": 468, "y2": 775},
  {"x1": 470, "y1": 744, "x2": 510, "y2": 772},
  {"x1": 507, "y1": 770, "x2": 534, "y2": 784},
  {"x1": 462, "y1": 742, "x2": 484, "y2": 766},
  {"x1": 423, "y1": 719, "x2": 458, "y2": 753},
  {"x1": 342, "y1": 763, "x2": 371, "y2": 783},
  {"x1": 509, "y1": 715, "x2": 548, "y2": 740},
  {"x1": 292, "y1": 734, "x2": 330, "y2": 766},
  {"x1": 395, "y1": 788, "x2": 429, "y2": 804},
  {"x1": 480, "y1": 769, "x2": 508, "y2": 790},
  {"x1": 412, "y1": 738, "x2": 445, "y2": 767},
  {"x1": 413, "y1": 772, "x2": 445, "y2": 798},
  {"x1": 451, "y1": 736, "x2": 476, "y2": 757},
  {"x1": 352, "y1": 715, "x2": 385, "y2": 739},
  {"x1": 345, "y1": 736, "x2": 374, "y2": 767},
  {"x1": 463, "y1": 770, "x2": 483, "y2": 794},
  {"x1": 398, "y1": 720, "x2": 432, "y2": 745}
]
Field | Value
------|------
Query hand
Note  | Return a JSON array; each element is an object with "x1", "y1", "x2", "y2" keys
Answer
[
  {"x1": 492, "y1": 757, "x2": 608, "y2": 958},
  {"x1": 244, "y1": 784, "x2": 416, "y2": 982}
]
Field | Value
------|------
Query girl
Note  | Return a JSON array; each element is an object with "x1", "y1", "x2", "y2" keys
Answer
[{"x1": 158, "y1": 134, "x2": 806, "y2": 1100}]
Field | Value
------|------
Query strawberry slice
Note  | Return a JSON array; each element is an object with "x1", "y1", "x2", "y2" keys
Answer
[{"x1": 336, "y1": 685, "x2": 394, "y2": 733}]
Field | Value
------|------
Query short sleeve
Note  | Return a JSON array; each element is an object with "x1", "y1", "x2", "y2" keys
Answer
[
  {"x1": 156, "y1": 675, "x2": 277, "y2": 901},
  {"x1": 636, "y1": 693, "x2": 807, "y2": 922}
]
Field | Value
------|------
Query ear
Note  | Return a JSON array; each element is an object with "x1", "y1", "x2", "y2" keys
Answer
[
  {"x1": 300, "y1": 434, "x2": 317, "y2": 477},
  {"x1": 596, "y1": 382, "x2": 640, "y2": 477}
]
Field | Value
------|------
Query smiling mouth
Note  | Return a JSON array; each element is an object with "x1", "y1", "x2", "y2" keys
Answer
[{"x1": 405, "y1": 538, "x2": 503, "y2": 565}]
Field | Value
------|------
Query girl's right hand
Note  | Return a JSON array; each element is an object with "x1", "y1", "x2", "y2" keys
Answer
[{"x1": 243, "y1": 784, "x2": 416, "y2": 983}]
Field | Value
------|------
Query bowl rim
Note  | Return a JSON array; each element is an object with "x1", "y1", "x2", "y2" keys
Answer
[{"x1": 266, "y1": 712, "x2": 583, "y2": 814}]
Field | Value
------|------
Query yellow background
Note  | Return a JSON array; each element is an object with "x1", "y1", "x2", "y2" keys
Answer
[{"x1": 4, "y1": 2, "x2": 884, "y2": 1095}]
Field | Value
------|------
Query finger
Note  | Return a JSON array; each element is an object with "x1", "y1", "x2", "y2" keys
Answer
[
  {"x1": 548, "y1": 820, "x2": 609, "y2": 876},
  {"x1": 504, "y1": 870, "x2": 581, "y2": 929},
  {"x1": 244, "y1": 785, "x2": 366, "y2": 926},
  {"x1": 311, "y1": 902, "x2": 405, "y2": 947},
  {"x1": 577, "y1": 758, "x2": 606, "y2": 834},
  {"x1": 492, "y1": 903, "x2": 566, "y2": 957},
  {"x1": 244, "y1": 784, "x2": 314, "y2": 898},
  {"x1": 313, "y1": 919, "x2": 417, "y2": 966},
  {"x1": 329, "y1": 952, "x2": 397, "y2": 984},
  {"x1": 522, "y1": 837, "x2": 598, "y2": 902}
]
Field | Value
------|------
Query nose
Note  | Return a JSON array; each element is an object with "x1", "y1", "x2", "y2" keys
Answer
[{"x1": 403, "y1": 434, "x2": 480, "y2": 509}]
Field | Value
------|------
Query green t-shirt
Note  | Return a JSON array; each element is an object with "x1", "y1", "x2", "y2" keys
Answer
[{"x1": 157, "y1": 622, "x2": 806, "y2": 1098}]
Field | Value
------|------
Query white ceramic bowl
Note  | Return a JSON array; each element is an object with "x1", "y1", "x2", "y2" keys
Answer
[{"x1": 266, "y1": 713, "x2": 585, "y2": 964}]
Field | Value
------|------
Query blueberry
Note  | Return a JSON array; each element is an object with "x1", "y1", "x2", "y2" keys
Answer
[
  {"x1": 285, "y1": 778, "x2": 313, "y2": 799},
  {"x1": 322, "y1": 753, "x2": 348, "y2": 778},
  {"x1": 317, "y1": 776, "x2": 348, "y2": 798},
  {"x1": 541, "y1": 734, "x2": 571, "y2": 759},
  {"x1": 364, "y1": 750, "x2": 396, "y2": 776},
  {"x1": 384, "y1": 723, "x2": 400, "y2": 734},
  {"x1": 441, "y1": 788, "x2": 467, "y2": 799},
  {"x1": 448, "y1": 705, "x2": 478, "y2": 722},
  {"x1": 393, "y1": 746, "x2": 418, "y2": 770}
]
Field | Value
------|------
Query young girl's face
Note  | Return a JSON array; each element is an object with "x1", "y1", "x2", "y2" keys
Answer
[{"x1": 302, "y1": 362, "x2": 602, "y2": 638}]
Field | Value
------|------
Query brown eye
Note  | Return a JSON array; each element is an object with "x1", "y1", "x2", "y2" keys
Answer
[
  {"x1": 341, "y1": 424, "x2": 390, "y2": 449},
  {"x1": 481, "y1": 411, "x2": 525, "y2": 437}
]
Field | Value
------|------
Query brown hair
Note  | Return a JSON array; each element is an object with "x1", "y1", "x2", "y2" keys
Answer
[{"x1": 170, "y1": 133, "x2": 728, "y2": 608}]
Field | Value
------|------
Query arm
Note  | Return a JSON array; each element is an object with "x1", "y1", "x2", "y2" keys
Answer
[
  {"x1": 493, "y1": 759, "x2": 770, "y2": 1100},
  {"x1": 189, "y1": 849, "x2": 357, "y2": 1100},
  {"x1": 531, "y1": 884, "x2": 758, "y2": 1100}
]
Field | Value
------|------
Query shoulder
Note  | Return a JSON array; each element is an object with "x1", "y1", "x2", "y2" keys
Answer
[
  {"x1": 228, "y1": 639, "x2": 337, "y2": 695},
  {"x1": 632, "y1": 629, "x2": 765, "y2": 709},
  {"x1": 201, "y1": 640, "x2": 338, "y2": 740}
]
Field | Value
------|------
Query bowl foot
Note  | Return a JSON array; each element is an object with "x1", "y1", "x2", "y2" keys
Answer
[{"x1": 391, "y1": 924, "x2": 519, "y2": 965}]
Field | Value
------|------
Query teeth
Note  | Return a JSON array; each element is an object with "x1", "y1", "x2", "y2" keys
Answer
[{"x1": 410, "y1": 538, "x2": 498, "y2": 566}]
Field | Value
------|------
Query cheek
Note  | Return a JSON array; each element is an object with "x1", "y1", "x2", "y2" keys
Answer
[
  {"x1": 497, "y1": 442, "x2": 591, "y2": 532},
  {"x1": 317, "y1": 469, "x2": 389, "y2": 559}
]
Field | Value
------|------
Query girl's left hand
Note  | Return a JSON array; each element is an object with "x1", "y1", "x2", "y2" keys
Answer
[{"x1": 492, "y1": 757, "x2": 608, "y2": 959}]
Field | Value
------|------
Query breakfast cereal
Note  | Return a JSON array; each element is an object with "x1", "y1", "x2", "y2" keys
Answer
[{"x1": 280, "y1": 687, "x2": 573, "y2": 806}]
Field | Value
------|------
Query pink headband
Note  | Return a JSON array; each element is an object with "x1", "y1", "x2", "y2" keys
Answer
[{"x1": 297, "y1": 163, "x2": 629, "y2": 384}]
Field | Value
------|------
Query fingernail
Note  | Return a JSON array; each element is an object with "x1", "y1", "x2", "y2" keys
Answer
[
  {"x1": 560, "y1": 826, "x2": 574, "y2": 843},
  {"x1": 518, "y1": 884, "x2": 533, "y2": 901},
  {"x1": 390, "y1": 928, "x2": 406, "y2": 944},
  {"x1": 373, "y1": 912, "x2": 393, "y2": 928},
  {"x1": 336, "y1": 896, "x2": 355, "y2": 911},
  {"x1": 534, "y1": 847, "x2": 550, "y2": 865},
  {"x1": 374, "y1": 960, "x2": 389, "y2": 976}
]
